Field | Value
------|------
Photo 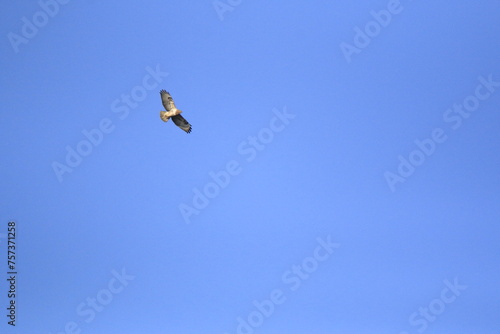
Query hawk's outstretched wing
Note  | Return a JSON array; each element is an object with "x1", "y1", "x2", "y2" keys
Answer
[
  {"x1": 160, "y1": 89, "x2": 175, "y2": 111},
  {"x1": 172, "y1": 114, "x2": 192, "y2": 133}
]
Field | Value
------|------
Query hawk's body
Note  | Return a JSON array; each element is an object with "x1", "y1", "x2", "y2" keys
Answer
[{"x1": 159, "y1": 90, "x2": 192, "y2": 133}]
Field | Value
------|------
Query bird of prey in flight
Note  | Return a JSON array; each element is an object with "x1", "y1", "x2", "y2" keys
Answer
[{"x1": 159, "y1": 90, "x2": 192, "y2": 133}]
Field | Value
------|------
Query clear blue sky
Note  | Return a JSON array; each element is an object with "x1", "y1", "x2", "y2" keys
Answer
[{"x1": 1, "y1": 1, "x2": 499, "y2": 333}]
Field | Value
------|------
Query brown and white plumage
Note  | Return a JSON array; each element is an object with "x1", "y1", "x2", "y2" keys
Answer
[{"x1": 159, "y1": 90, "x2": 192, "y2": 133}]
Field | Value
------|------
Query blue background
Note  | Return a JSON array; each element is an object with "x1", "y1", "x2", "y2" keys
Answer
[{"x1": 1, "y1": 1, "x2": 499, "y2": 333}]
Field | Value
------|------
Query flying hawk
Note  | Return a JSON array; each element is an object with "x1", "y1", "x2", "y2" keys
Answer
[{"x1": 159, "y1": 90, "x2": 192, "y2": 133}]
